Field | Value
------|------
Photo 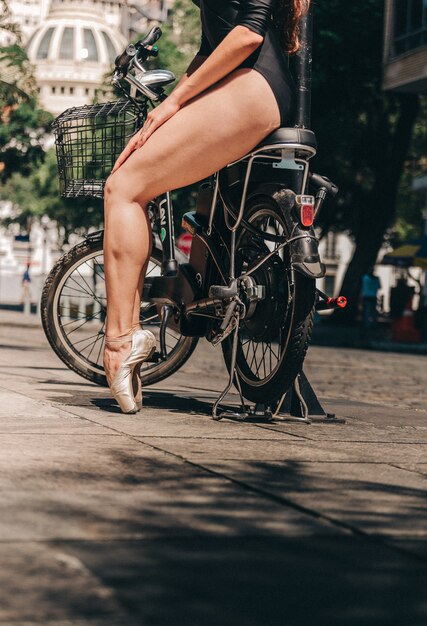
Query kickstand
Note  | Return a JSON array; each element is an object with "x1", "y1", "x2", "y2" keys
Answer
[
  {"x1": 274, "y1": 370, "x2": 345, "y2": 424},
  {"x1": 212, "y1": 317, "x2": 275, "y2": 423},
  {"x1": 212, "y1": 319, "x2": 250, "y2": 420}
]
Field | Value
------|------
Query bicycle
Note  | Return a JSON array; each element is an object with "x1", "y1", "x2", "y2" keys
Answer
[{"x1": 41, "y1": 27, "x2": 343, "y2": 419}]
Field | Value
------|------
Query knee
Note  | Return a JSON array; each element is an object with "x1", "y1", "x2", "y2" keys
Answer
[
  {"x1": 104, "y1": 171, "x2": 151, "y2": 210},
  {"x1": 104, "y1": 172, "x2": 126, "y2": 209}
]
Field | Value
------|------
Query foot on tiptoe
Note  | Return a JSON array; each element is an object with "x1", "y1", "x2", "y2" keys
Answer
[{"x1": 104, "y1": 329, "x2": 156, "y2": 414}]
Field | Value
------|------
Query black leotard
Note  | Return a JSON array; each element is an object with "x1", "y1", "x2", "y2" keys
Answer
[{"x1": 191, "y1": 0, "x2": 296, "y2": 126}]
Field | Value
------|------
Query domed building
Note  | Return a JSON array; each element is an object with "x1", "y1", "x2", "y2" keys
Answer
[{"x1": 26, "y1": 0, "x2": 128, "y2": 114}]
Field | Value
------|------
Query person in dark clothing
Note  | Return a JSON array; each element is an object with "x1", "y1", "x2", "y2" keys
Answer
[
  {"x1": 103, "y1": 1, "x2": 311, "y2": 412},
  {"x1": 361, "y1": 267, "x2": 381, "y2": 329}
]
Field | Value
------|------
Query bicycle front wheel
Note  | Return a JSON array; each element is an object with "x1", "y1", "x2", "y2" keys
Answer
[{"x1": 41, "y1": 233, "x2": 198, "y2": 387}]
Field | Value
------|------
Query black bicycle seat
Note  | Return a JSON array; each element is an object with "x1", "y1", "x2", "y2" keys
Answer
[{"x1": 257, "y1": 127, "x2": 317, "y2": 151}]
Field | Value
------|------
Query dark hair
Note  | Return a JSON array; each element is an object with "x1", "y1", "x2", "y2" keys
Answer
[{"x1": 275, "y1": 0, "x2": 311, "y2": 54}]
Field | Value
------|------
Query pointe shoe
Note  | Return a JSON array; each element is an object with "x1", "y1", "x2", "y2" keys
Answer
[
  {"x1": 106, "y1": 329, "x2": 156, "y2": 414},
  {"x1": 132, "y1": 363, "x2": 142, "y2": 411},
  {"x1": 131, "y1": 328, "x2": 156, "y2": 411}
]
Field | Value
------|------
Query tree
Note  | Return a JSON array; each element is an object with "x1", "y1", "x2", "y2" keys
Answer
[
  {"x1": 393, "y1": 98, "x2": 427, "y2": 244},
  {"x1": 152, "y1": 0, "x2": 201, "y2": 81},
  {"x1": 0, "y1": 0, "x2": 52, "y2": 180},
  {"x1": 0, "y1": 150, "x2": 103, "y2": 246},
  {"x1": 310, "y1": 1, "x2": 423, "y2": 320}
]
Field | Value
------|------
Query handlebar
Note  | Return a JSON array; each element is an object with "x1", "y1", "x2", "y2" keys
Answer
[
  {"x1": 141, "y1": 26, "x2": 162, "y2": 48},
  {"x1": 309, "y1": 172, "x2": 339, "y2": 197},
  {"x1": 114, "y1": 26, "x2": 162, "y2": 75}
]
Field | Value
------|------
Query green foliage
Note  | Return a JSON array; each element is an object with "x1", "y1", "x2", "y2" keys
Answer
[
  {"x1": 308, "y1": 0, "x2": 424, "y2": 318},
  {"x1": 0, "y1": 150, "x2": 103, "y2": 245},
  {"x1": 0, "y1": 0, "x2": 20, "y2": 42},
  {"x1": 0, "y1": 0, "x2": 35, "y2": 101},
  {"x1": 0, "y1": 0, "x2": 52, "y2": 180},
  {"x1": 0, "y1": 0, "x2": 202, "y2": 242},
  {"x1": 0, "y1": 44, "x2": 36, "y2": 102},
  {"x1": 393, "y1": 98, "x2": 427, "y2": 244},
  {"x1": 311, "y1": 0, "x2": 424, "y2": 244},
  {"x1": 151, "y1": 0, "x2": 201, "y2": 82},
  {"x1": 0, "y1": 99, "x2": 52, "y2": 180}
]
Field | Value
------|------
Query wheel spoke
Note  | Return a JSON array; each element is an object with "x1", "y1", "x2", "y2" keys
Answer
[
  {"x1": 53, "y1": 248, "x2": 189, "y2": 378},
  {"x1": 89, "y1": 260, "x2": 105, "y2": 283},
  {"x1": 75, "y1": 266, "x2": 100, "y2": 300},
  {"x1": 65, "y1": 316, "x2": 100, "y2": 336},
  {"x1": 60, "y1": 312, "x2": 103, "y2": 327},
  {"x1": 64, "y1": 278, "x2": 106, "y2": 309},
  {"x1": 235, "y1": 207, "x2": 294, "y2": 384},
  {"x1": 71, "y1": 330, "x2": 106, "y2": 348},
  {"x1": 95, "y1": 328, "x2": 105, "y2": 365},
  {"x1": 87, "y1": 329, "x2": 104, "y2": 361},
  {"x1": 140, "y1": 314, "x2": 159, "y2": 325}
]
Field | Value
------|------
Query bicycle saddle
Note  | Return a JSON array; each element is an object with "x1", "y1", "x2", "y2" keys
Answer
[{"x1": 257, "y1": 128, "x2": 317, "y2": 151}]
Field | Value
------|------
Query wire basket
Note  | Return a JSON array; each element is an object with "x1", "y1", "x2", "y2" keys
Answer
[{"x1": 52, "y1": 99, "x2": 146, "y2": 199}]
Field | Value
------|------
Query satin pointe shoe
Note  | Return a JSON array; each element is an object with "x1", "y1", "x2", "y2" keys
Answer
[
  {"x1": 105, "y1": 329, "x2": 157, "y2": 414},
  {"x1": 132, "y1": 361, "x2": 143, "y2": 411},
  {"x1": 130, "y1": 324, "x2": 153, "y2": 411}
]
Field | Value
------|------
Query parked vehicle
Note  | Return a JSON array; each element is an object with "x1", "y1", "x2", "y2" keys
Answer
[{"x1": 41, "y1": 28, "x2": 341, "y2": 418}]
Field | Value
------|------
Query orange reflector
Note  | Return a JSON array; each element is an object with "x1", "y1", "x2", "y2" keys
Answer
[
  {"x1": 296, "y1": 195, "x2": 316, "y2": 227},
  {"x1": 301, "y1": 204, "x2": 315, "y2": 227}
]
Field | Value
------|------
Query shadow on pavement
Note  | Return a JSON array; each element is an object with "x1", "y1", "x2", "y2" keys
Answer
[
  {"x1": 2, "y1": 433, "x2": 427, "y2": 624},
  {"x1": 45, "y1": 387, "x2": 218, "y2": 416},
  {"x1": 62, "y1": 534, "x2": 427, "y2": 626},
  {"x1": 17, "y1": 452, "x2": 427, "y2": 625}
]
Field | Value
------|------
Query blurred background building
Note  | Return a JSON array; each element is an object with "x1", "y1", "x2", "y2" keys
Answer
[
  {"x1": 1, "y1": 0, "x2": 173, "y2": 113},
  {"x1": 0, "y1": 0, "x2": 173, "y2": 307},
  {"x1": 383, "y1": 0, "x2": 427, "y2": 311},
  {"x1": 383, "y1": 0, "x2": 427, "y2": 94},
  {"x1": 26, "y1": 1, "x2": 127, "y2": 114},
  {"x1": 0, "y1": 0, "x2": 425, "y2": 324}
]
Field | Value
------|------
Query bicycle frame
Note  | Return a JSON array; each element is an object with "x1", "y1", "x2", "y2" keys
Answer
[
  {"x1": 152, "y1": 191, "x2": 178, "y2": 277},
  {"x1": 114, "y1": 29, "x2": 335, "y2": 338},
  {"x1": 146, "y1": 141, "x2": 320, "y2": 330}
]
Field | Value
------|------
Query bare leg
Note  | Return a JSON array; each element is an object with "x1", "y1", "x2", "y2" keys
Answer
[
  {"x1": 132, "y1": 244, "x2": 153, "y2": 330},
  {"x1": 103, "y1": 68, "x2": 282, "y2": 383},
  {"x1": 130, "y1": 256, "x2": 152, "y2": 404}
]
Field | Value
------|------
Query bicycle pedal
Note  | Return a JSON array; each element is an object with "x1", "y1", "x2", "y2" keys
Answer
[{"x1": 210, "y1": 319, "x2": 237, "y2": 347}]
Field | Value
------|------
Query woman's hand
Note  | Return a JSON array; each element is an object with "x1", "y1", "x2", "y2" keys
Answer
[{"x1": 111, "y1": 97, "x2": 180, "y2": 173}]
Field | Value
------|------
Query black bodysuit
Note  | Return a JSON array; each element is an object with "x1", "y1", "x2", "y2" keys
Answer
[{"x1": 192, "y1": 0, "x2": 296, "y2": 126}]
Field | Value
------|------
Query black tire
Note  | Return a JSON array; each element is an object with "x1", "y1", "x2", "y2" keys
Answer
[
  {"x1": 41, "y1": 233, "x2": 198, "y2": 387},
  {"x1": 222, "y1": 195, "x2": 316, "y2": 404}
]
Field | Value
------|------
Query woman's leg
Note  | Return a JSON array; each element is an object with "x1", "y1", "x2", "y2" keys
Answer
[{"x1": 103, "y1": 68, "x2": 281, "y2": 381}]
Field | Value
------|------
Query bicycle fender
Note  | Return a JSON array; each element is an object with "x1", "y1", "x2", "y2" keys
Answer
[{"x1": 273, "y1": 189, "x2": 326, "y2": 280}]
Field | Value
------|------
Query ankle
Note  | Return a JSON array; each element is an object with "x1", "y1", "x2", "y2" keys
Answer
[
  {"x1": 104, "y1": 342, "x2": 130, "y2": 355},
  {"x1": 105, "y1": 323, "x2": 141, "y2": 343}
]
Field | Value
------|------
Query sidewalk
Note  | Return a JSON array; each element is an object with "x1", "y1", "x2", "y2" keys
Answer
[
  {"x1": 0, "y1": 308, "x2": 41, "y2": 328},
  {"x1": 312, "y1": 317, "x2": 427, "y2": 355},
  {"x1": 0, "y1": 318, "x2": 426, "y2": 625}
]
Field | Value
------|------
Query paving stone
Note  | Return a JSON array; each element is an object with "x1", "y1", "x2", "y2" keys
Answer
[{"x1": 1, "y1": 318, "x2": 427, "y2": 624}]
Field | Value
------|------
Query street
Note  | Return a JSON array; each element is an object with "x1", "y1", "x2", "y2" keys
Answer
[{"x1": 0, "y1": 315, "x2": 426, "y2": 625}]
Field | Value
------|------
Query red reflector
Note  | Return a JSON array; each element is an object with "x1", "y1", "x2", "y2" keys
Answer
[
  {"x1": 336, "y1": 296, "x2": 347, "y2": 308},
  {"x1": 301, "y1": 204, "x2": 314, "y2": 227}
]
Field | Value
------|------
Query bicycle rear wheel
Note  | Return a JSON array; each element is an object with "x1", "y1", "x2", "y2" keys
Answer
[
  {"x1": 222, "y1": 194, "x2": 316, "y2": 404},
  {"x1": 41, "y1": 233, "x2": 198, "y2": 387}
]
